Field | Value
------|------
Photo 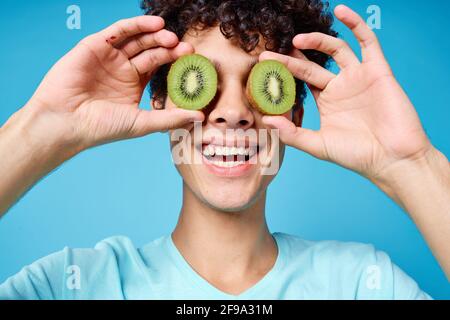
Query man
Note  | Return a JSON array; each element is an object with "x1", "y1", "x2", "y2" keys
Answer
[{"x1": 0, "y1": 1, "x2": 449, "y2": 299}]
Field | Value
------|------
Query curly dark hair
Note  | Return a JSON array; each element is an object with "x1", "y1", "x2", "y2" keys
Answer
[{"x1": 141, "y1": 0, "x2": 337, "y2": 110}]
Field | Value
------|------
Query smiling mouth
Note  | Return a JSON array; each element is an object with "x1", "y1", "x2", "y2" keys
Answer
[{"x1": 201, "y1": 144, "x2": 260, "y2": 168}]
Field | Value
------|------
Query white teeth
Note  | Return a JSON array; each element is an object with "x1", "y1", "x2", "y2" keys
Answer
[
  {"x1": 215, "y1": 146, "x2": 225, "y2": 156},
  {"x1": 202, "y1": 145, "x2": 257, "y2": 157},
  {"x1": 203, "y1": 145, "x2": 215, "y2": 156}
]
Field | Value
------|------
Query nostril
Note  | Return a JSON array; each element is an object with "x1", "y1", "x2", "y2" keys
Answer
[
  {"x1": 239, "y1": 120, "x2": 249, "y2": 127},
  {"x1": 212, "y1": 117, "x2": 251, "y2": 127}
]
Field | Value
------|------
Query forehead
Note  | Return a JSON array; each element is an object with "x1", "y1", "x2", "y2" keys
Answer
[{"x1": 182, "y1": 26, "x2": 264, "y2": 74}]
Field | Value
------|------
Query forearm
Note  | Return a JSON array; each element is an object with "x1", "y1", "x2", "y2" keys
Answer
[
  {"x1": 0, "y1": 105, "x2": 78, "y2": 216},
  {"x1": 373, "y1": 147, "x2": 450, "y2": 278}
]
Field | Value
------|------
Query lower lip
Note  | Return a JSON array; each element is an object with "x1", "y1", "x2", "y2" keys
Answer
[{"x1": 201, "y1": 154, "x2": 255, "y2": 177}]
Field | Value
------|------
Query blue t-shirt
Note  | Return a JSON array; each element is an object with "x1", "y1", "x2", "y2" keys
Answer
[{"x1": 0, "y1": 233, "x2": 431, "y2": 299}]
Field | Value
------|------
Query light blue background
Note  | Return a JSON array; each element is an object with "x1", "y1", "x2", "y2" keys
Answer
[{"x1": 0, "y1": 0, "x2": 449, "y2": 298}]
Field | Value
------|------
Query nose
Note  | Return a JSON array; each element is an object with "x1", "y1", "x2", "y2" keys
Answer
[{"x1": 207, "y1": 83, "x2": 255, "y2": 130}]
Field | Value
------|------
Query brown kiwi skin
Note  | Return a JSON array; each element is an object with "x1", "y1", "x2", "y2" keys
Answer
[{"x1": 245, "y1": 67, "x2": 272, "y2": 115}]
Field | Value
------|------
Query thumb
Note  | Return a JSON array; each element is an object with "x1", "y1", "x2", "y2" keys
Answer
[
  {"x1": 129, "y1": 108, "x2": 204, "y2": 137},
  {"x1": 262, "y1": 116, "x2": 326, "y2": 159}
]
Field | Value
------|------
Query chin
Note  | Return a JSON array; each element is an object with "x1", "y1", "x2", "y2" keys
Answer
[
  {"x1": 199, "y1": 187, "x2": 262, "y2": 213},
  {"x1": 171, "y1": 123, "x2": 284, "y2": 213}
]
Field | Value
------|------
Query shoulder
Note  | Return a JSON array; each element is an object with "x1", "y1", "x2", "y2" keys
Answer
[
  {"x1": 273, "y1": 232, "x2": 431, "y2": 300},
  {"x1": 275, "y1": 232, "x2": 380, "y2": 264},
  {"x1": 274, "y1": 232, "x2": 382, "y2": 279},
  {"x1": 77, "y1": 235, "x2": 140, "y2": 261},
  {"x1": 0, "y1": 235, "x2": 147, "y2": 300}
]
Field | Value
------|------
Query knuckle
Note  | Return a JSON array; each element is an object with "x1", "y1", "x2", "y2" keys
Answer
[
  {"x1": 135, "y1": 36, "x2": 146, "y2": 50},
  {"x1": 167, "y1": 49, "x2": 177, "y2": 61},
  {"x1": 154, "y1": 31, "x2": 164, "y2": 45},
  {"x1": 78, "y1": 34, "x2": 95, "y2": 46},
  {"x1": 147, "y1": 51, "x2": 158, "y2": 67},
  {"x1": 331, "y1": 39, "x2": 348, "y2": 56},
  {"x1": 117, "y1": 27, "x2": 128, "y2": 39},
  {"x1": 336, "y1": 39, "x2": 348, "y2": 49},
  {"x1": 316, "y1": 36, "x2": 326, "y2": 50},
  {"x1": 114, "y1": 18, "x2": 127, "y2": 30},
  {"x1": 364, "y1": 31, "x2": 378, "y2": 47},
  {"x1": 117, "y1": 18, "x2": 128, "y2": 25},
  {"x1": 302, "y1": 63, "x2": 313, "y2": 81},
  {"x1": 115, "y1": 19, "x2": 130, "y2": 37},
  {"x1": 133, "y1": 18, "x2": 144, "y2": 34},
  {"x1": 162, "y1": 116, "x2": 176, "y2": 131}
]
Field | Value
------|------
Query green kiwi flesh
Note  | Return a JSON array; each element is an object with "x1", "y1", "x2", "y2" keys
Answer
[
  {"x1": 167, "y1": 54, "x2": 218, "y2": 110},
  {"x1": 246, "y1": 60, "x2": 296, "y2": 115}
]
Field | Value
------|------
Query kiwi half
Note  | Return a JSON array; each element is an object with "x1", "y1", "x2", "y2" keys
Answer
[
  {"x1": 246, "y1": 60, "x2": 296, "y2": 115},
  {"x1": 167, "y1": 54, "x2": 218, "y2": 110}
]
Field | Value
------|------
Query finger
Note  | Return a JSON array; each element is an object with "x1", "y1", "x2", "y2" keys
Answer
[
  {"x1": 307, "y1": 84, "x2": 321, "y2": 101},
  {"x1": 120, "y1": 29, "x2": 179, "y2": 58},
  {"x1": 259, "y1": 51, "x2": 335, "y2": 90},
  {"x1": 262, "y1": 116, "x2": 326, "y2": 159},
  {"x1": 99, "y1": 15, "x2": 165, "y2": 46},
  {"x1": 290, "y1": 48, "x2": 308, "y2": 61},
  {"x1": 334, "y1": 5, "x2": 385, "y2": 62},
  {"x1": 293, "y1": 32, "x2": 360, "y2": 68},
  {"x1": 290, "y1": 50, "x2": 325, "y2": 101},
  {"x1": 130, "y1": 108, "x2": 205, "y2": 137},
  {"x1": 130, "y1": 42, "x2": 194, "y2": 75}
]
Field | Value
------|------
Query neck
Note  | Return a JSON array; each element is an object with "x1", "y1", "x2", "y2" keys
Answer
[{"x1": 171, "y1": 183, "x2": 277, "y2": 295}]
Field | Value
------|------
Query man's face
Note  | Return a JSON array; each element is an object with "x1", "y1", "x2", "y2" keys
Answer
[{"x1": 165, "y1": 27, "x2": 295, "y2": 212}]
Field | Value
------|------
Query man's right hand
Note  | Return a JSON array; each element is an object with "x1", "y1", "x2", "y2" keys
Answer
[
  {"x1": 23, "y1": 15, "x2": 204, "y2": 154},
  {"x1": 0, "y1": 16, "x2": 204, "y2": 215}
]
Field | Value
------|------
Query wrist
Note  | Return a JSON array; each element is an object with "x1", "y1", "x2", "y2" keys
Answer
[
  {"x1": 2, "y1": 103, "x2": 82, "y2": 169},
  {"x1": 370, "y1": 147, "x2": 449, "y2": 208}
]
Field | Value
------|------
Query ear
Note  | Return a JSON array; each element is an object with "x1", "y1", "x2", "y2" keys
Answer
[
  {"x1": 292, "y1": 105, "x2": 304, "y2": 127},
  {"x1": 151, "y1": 96, "x2": 165, "y2": 110}
]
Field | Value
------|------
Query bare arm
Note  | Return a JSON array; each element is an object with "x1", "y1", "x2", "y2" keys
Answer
[
  {"x1": 261, "y1": 5, "x2": 450, "y2": 278},
  {"x1": 0, "y1": 15, "x2": 204, "y2": 217},
  {"x1": 0, "y1": 106, "x2": 75, "y2": 215},
  {"x1": 373, "y1": 148, "x2": 450, "y2": 277}
]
